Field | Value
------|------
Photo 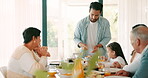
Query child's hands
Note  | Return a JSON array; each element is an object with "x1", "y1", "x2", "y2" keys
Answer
[{"x1": 113, "y1": 61, "x2": 122, "y2": 68}]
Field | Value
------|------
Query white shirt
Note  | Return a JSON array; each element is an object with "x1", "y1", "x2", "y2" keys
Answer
[
  {"x1": 7, "y1": 45, "x2": 47, "y2": 78},
  {"x1": 104, "y1": 56, "x2": 126, "y2": 67},
  {"x1": 123, "y1": 45, "x2": 148, "y2": 74},
  {"x1": 123, "y1": 55, "x2": 141, "y2": 73},
  {"x1": 87, "y1": 21, "x2": 98, "y2": 53}
]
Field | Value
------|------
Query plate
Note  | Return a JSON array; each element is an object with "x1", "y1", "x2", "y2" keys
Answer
[
  {"x1": 57, "y1": 69, "x2": 72, "y2": 74},
  {"x1": 55, "y1": 74, "x2": 71, "y2": 78},
  {"x1": 105, "y1": 76, "x2": 131, "y2": 78},
  {"x1": 91, "y1": 70, "x2": 104, "y2": 75},
  {"x1": 103, "y1": 68, "x2": 121, "y2": 73}
]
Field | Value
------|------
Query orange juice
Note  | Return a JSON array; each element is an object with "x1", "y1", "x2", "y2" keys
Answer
[
  {"x1": 98, "y1": 65, "x2": 104, "y2": 69},
  {"x1": 48, "y1": 72, "x2": 57, "y2": 77},
  {"x1": 98, "y1": 63, "x2": 104, "y2": 69},
  {"x1": 104, "y1": 72, "x2": 111, "y2": 76},
  {"x1": 62, "y1": 73, "x2": 72, "y2": 76},
  {"x1": 72, "y1": 58, "x2": 84, "y2": 78}
]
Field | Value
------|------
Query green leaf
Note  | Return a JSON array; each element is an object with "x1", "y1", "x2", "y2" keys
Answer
[
  {"x1": 34, "y1": 70, "x2": 48, "y2": 78},
  {"x1": 61, "y1": 61, "x2": 74, "y2": 70},
  {"x1": 78, "y1": 49, "x2": 87, "y2": 58},
  {"x1": 86, "y1": 50, "x2": 100, "y2": 75}
]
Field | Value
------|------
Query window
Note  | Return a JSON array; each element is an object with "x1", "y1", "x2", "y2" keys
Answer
[{"x1": 103, "y1": 0, "x2": 118, "y2": 42}]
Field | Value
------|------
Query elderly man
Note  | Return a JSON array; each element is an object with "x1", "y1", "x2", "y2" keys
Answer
[{"x1": 116, "y1": 25, "x2": 148, "y2": 78}]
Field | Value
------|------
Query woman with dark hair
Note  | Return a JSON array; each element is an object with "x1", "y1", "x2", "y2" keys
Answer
[{"x1": 104, "y1": 42, "x2": 128, "y2": 68}]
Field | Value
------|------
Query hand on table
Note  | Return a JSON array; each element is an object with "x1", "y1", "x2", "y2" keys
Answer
[
  {"x1": 115, "y1": 70, "x2": 130, "y2": 76},
  {"x1": 113, "y1": 61, "x2": 122, "y2": 68}
]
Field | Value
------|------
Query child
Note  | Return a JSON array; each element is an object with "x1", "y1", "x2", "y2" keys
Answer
[{"x1": 103, "y1": 42, "x2": 128, "y2": 68}]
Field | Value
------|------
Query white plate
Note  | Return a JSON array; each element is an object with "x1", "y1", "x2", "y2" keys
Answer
[
  {"x1": 103, "y1": 68, "x2": 121, "y2": 73},
  {"x1": 91, "y1": 70, "x2": 104, "y2": 74},
  {"x1": 105, "y1": 76, "x2": 131, "y2": 78},
  {"x1": 56, "y1": 74, "x2": 71, "y2": 78},
  {"x1": 57, "y1": 69, "x2": 72, "y2": 74}
]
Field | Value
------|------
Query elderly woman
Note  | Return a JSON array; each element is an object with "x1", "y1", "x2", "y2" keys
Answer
[{"x1": 7, "y1": 27, "x2": 50, "y2": 78}]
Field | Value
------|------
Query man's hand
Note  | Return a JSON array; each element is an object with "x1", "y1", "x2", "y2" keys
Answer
[
  {"x1": 115, "y1": 70, "x2": 130, "y2": 76},
  {"x1": 91, "y1": 44, "x2": 103, "y2": 53},
  {"x1": 79, "y1": 42, "x2": 88, "y2": 50},
  {"x1": 34, "y1": 46, "x2": 50, "y2": 57},
  {"x1": 91, "y1": 45, "x2": 98, "y2": 53},
  {"x1": 96, "y1": 44, "x2": 103, "y2": 48}
]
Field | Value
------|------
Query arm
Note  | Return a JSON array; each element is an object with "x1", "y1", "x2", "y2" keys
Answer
[
  {"x1": 123, "y1": 55, "x2": 141, "y2": 74},
  {"x1": 74, "y1": 19, "x2": 88, "y2": 50},
  {"x1": 92, "y1": 19, "x2": 111, "y2": 53},
  {"x1": 99, "y1": 19, "x2": 111, "y2": 48},
  {"x1": 113, "y1": 56, "x2": 126, "y2": 68},
  {"x1": 132, "y1": 49, "x2": 148, "y2": 78},
  {"x1": 19, "y1": 53, "x2": 47, "y2": 75},
  {"x1": 34, "y1": 46, "x2": 50, "y2": 57},
  {"x1": 113, "y1": 61, "x2": 122, "y2": 68},
  {"x1": 74, "y1": 21, "x2": 83, "y2": 48},
  {"x1": 116, "y1": 70, "x2": 130, "y2": 76}
]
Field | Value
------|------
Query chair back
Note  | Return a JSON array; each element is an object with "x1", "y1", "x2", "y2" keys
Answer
[{"x1": 0, "y1": 66, "x2": 7, "y2": 78}]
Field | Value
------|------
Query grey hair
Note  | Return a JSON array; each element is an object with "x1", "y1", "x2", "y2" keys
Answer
[{"x1": 131, "y1": 26, "x2": 148, "y2": 41}]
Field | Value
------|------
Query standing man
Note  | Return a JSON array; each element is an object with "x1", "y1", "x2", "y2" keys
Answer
[{"x1": 74, "y1": 2, "x2": 111, "y2": 57}]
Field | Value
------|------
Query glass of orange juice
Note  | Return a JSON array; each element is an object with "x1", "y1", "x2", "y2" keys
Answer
[
  {"x1": 104, "y1": 68, "x2": 111, "y2": 76},
  {"x1": 98, "y1": 63, "x2": 104, "y2": 69},
  {"x1": 48, "y1": 65, "x2": 57, "y2": 77}
]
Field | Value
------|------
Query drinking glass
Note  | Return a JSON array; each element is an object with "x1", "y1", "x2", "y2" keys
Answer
[
  {"x1": 104, "y1": 68, "x2": 111, "y2": 76},
  {"x1": 98, "y1": 63, "x2": 104, "y2": 69},
  {"x1": 48, "y1": 65, "x2": 57, "y2": 77},
  {"x1": 98, "y1": 56, "x2": 106, "y2": 62}
]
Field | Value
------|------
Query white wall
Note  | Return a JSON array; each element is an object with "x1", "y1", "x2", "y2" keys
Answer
[
  {"x1": 118, "y1": 0, "x2": 148, "y2": 63},
  {"x1": 0, "y1": 0, "x2": 42, "y2": 66}
]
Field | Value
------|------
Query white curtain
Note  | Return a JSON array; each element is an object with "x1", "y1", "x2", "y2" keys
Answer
[
  {"x1": 118, "y1": 0, "x2": 148, "y2": 63},
  {"x1": 0, "y1": 0, "x2": 42, "y2": 67},
  {"x1": 1, "y1": 0, "x2": 148, "y2": 66}
]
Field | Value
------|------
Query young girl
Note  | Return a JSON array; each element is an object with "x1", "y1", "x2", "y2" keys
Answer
[{"x1": 103, "y1": 42, "x2": 128, "y2": 68}]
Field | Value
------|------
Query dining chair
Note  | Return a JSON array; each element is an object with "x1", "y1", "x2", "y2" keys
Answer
[{"x1": 0, "y1": 66, "x2": 7, "y2": 78}]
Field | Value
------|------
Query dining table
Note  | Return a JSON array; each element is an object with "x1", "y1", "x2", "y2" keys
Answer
[{"x1": 47, "y1": 59, "x2": 131, "y2": 78}]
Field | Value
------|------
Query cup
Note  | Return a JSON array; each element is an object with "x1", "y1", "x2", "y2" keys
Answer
[
  {"x1": 98, "y1": 56, "x2": 106, "y2": 62},
  {"x1": 98, "y1": 63, "x2": 104, "y2": 69},
  {"x1": 104, "y1": 68, "x2": 111, "y2": 76},
  {"x1": 48, "y1": 65, "x2": 57, "y2": 77}
]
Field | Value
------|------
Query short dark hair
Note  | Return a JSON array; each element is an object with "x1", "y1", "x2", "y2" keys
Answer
[
  {"x1": 107, "y1": 42, "x2": 128, "y2": 65},
  {"x1": 23, "y1": 27, "x2": 41, "y2": 43},
  {"x1": 132, "y1": 24, "x2": 147, "y2": 29},
  {"x1": 89, "y1": 2, "x2": 103, "y2": 12}
]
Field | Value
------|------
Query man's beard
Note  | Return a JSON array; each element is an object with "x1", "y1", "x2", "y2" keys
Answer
[{"x1": 90, "y1": 18, "x2": 98, "y2": 22}]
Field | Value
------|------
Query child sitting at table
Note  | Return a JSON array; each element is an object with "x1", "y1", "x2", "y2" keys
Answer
[{"x1": 100, "y1": 42, "x2": 128, "y2": 68}]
